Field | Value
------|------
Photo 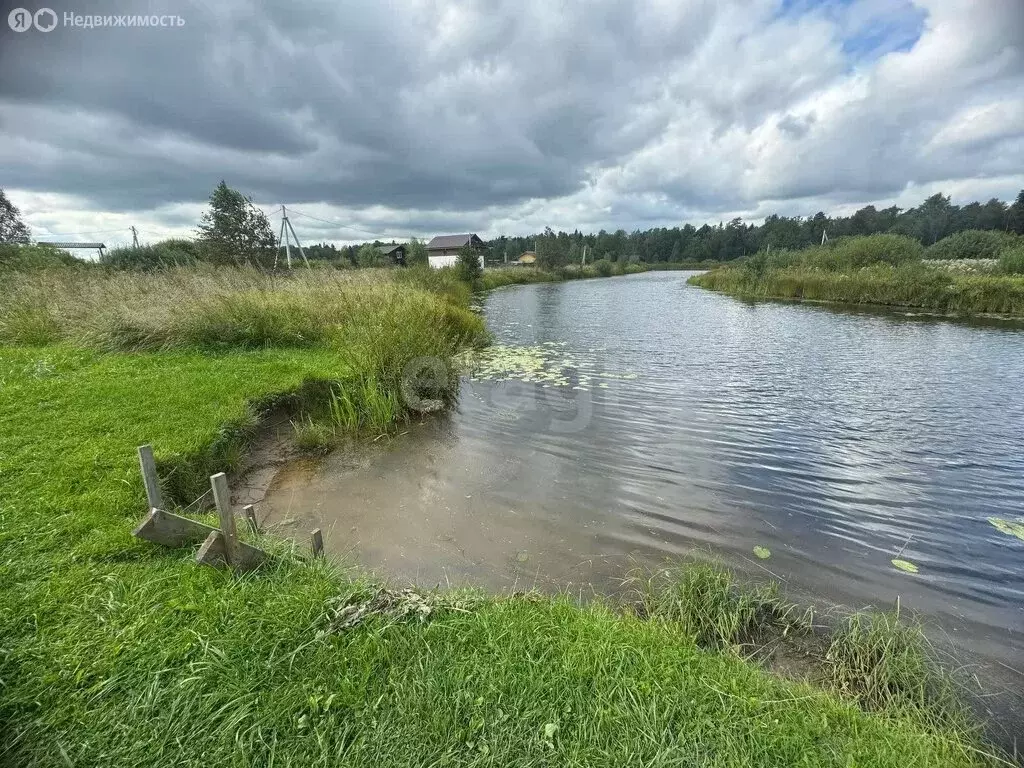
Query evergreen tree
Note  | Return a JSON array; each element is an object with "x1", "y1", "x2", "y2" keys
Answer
[{"x1": 1009, "y1": 190, "x2": 1024, "y2": 235}]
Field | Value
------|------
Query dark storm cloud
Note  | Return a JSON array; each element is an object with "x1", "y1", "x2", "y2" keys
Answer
[
  {"x1": 0, "y1": 0, "x2": 722, "y2": 211},
  {"x1": 0, "y1": 0, "x2": 1022, "y2": 239}
]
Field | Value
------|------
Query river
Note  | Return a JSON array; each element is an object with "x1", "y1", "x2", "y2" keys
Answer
[{"x1": 262, "y1": 271, "x2": 1024, "y2": 674}]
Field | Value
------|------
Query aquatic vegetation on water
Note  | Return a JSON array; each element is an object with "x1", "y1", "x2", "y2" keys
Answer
[
  {"x1": 891, "y1": 559, "x2": 919, "y2": 574},
  {"x1": 458, "y1": 342, "x2": 636, "y2": 389},
  {"x1": 987, "y1": 517, "x2": 1024, "y2": 541},
  {"x1": 753, "y1": 546, "x2": 771, "y2": 559}
]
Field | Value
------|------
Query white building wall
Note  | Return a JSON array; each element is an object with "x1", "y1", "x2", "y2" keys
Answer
[
  {"x1": 427, "y1": 252, "x2": 485, "y2": 270},
  {"x1": 428, "y1": 254, "x2": 459, "y2": 269}
]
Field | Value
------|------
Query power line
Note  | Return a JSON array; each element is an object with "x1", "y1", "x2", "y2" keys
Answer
[
  {"x1": 286, "y1": 208, "x2": 408, "y2": 240},
  {"x1": 34, "y1": 227, "x2": 129, "y2": 238}
]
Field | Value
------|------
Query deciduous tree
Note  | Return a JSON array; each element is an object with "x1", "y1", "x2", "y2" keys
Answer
[
  {"x1": 196, "y1": 181, "x2": 276, "y2": 266},
  {"x1": 0, "y1": 189, "x2": 31, "y2": 244}
]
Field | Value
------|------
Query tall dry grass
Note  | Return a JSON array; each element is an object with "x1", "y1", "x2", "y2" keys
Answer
[{"x1": 0, "y1": 264, "x2": 484, "y2": 353}]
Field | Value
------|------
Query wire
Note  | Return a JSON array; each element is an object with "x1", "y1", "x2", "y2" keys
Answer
[
  {"x1": 34, "y1": 228, "x2": 129, "y2": 238},
  {"x1": 287, "y1": 208, "x2": 408, "y2": 240}
]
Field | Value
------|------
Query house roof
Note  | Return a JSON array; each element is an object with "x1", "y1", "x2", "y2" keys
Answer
[
  {"x1": 377, "y1": 244, "x2": 404, "y2": 254},
  {"x1": 426, "y1": 234, "x2": 481, "y2": 250}
]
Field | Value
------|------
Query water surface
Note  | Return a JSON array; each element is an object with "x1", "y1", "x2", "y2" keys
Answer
[{"x1": 264, "y1": 272, "x2": 1024, "y2": 672}]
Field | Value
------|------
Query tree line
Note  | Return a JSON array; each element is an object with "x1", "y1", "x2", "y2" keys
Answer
[
  {"x1": 3, "y1": 184, "x2": 1024, "y2": 270},
  {"x1": 485, "y1": 190, "x2": 1024, "y2": 267}
]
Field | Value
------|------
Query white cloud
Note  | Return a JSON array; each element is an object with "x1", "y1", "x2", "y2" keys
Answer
[{"x1": 0, "y1": 0, "x2": 1021, "y2": 243}]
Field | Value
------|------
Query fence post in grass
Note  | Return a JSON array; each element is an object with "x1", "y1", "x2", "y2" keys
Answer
[
  {"x1": 311, "y1": 528, "x2": 324, "y2": 559},
  {"x1": 137, "y1": 444, "x2": 163, "y2": 511},
  {"x1": 210, "y1": 472, "x2": 236, "y2": 566},
  {"x1": 243, "y1": 505, "x2": 259, "y2": 535}
]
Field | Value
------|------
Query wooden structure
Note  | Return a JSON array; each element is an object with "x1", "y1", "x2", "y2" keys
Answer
[
  {"x1": 38, "y1": 241, "x2": 106, "y2": 257},
  {"x1": 132, "y1": 444, "x2": 269, "y2": 572},
  {"x1": 377, "y1": 243, "x2": 407, "y2": 266},
  {"x1": 426, "y1": 233, "x2": 485, "y2": 269}
]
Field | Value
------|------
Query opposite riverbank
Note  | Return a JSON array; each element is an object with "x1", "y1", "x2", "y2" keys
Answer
[
  {"x1": 688, "y1": 232, "x2": 1024, "y2": 317},
  {"x1": 0, "y1": 264, "x2": 1012, "y2": 766}
]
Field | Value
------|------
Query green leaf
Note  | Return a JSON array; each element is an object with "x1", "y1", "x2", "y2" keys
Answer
[
  {"x1": 987, "y1": 517, "x2": 1024, "y2": 541},
  {"x1": 543, "y1": 723, "x2": 558, "y2": 739},
  {"x1": 752, "y1": 546, "x2": 771, "y2": 560},
  {"x1": 891, "y1": 559, "x2": 919, "y2": 574}
]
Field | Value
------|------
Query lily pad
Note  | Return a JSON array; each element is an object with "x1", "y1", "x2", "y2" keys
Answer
[
  {"x1": 987, "y1": 517, "x2": 1024, "y2": 541},
  {"x1": 891, "y1": 558, "x2": 919, "y2": 574},
  {"x1": 752, "y1": 546, "x2": 771, "y2": 560}
]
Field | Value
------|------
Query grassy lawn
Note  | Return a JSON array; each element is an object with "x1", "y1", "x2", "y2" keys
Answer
[{"x1": 0, "y1": 266, "x2": 1005, "y2": 766}]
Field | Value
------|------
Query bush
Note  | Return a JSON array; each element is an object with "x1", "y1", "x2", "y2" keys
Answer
[
  {"x1": 0, "y1": 243, "x2": 84, "y2": 272},
  {"x1": 454, "y1": 246, "x2": 483, "y2": 283},
  {"x1": 592, "y1": 258, "x2": 614, "y2": 277},
  {"x1": 822, "y1": 234, "x2": 924, "y2": 269},
  {"x1": 997, "y1": 245, "x2": 1024, "y2": 275},
  {"x1": 357, "y1": 243, "x2": 385, "y2": 268},
  {"x1": 100, "y1": 239, "x2": 202, "y2": 270},
  {"x1": 926, "y1": 229, "x2": 1019, "y2": 261}
]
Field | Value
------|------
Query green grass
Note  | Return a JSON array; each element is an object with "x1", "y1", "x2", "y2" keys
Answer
[
  {"x1": 690, "y1": 235, "x2": 1024, "y2": 316},
  {"x1": 825, "y1": 609, "x2": 967, "y2": 729},
  {"x1": 631, "y1": 561, "x2": 789, "y2": 650},
  {"x1": 0, "y1": 265, "x2": 1006, "y2": 766},
  {"x1": 0, "y1": 265, "x2": 484, "y2": 353}
]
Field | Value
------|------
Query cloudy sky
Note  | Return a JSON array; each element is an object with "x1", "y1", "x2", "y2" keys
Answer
[{"x1": 1, "y1": 0, "x2": 1022, "y2": 248}]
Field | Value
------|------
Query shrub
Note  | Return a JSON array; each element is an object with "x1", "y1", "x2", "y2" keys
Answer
[
  {"x1": 824, "y1": 234, "x2": 923, "y2": 269},
  {"x1": 0, "y1": 243, "x2": 84, "y2": 272},
  {"x1": 100, "y1": 239, "x2": 202, "y2": 270},
  {"x1": 357, "y1": 243, "x2": 385, "y2": 268},
  {"x1": 591, "y1": 258, "x2": 614, "y2": 277},
  {"x1": 926, "y1": 229, "x2": 1019, "y2": 261},
  {"x1": 454, "y1": 246, "x2": 483, "y2": 283}
]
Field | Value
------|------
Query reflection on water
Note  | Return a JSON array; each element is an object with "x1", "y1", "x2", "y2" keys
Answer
[{"x1": 263, "y1": 272, "x2": 1024, "y2": 669}]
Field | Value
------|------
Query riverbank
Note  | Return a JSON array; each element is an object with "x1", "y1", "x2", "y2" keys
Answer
[
  {"x1": 688, "y1": 233, "x2": 1024, "y2": 317},
  {"x1": 0, "y1": 265, "x2": 1011, "y2": 765}
]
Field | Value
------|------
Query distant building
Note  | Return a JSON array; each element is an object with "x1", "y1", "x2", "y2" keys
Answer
[
  {"x1": 426, "y1": 233, "x2": 485, "y2": 269},
  {"x1": 516, "y1": 251, "x2": 537, "y2": 266},
  {"x1": 377, "y1": 243, "x2": 406, "y2": 266}
]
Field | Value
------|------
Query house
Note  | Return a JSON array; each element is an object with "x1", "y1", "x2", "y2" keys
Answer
[
  {"x1": 377, "y1": 243, "x2": 406, "y2": 266},
  {"x1": 426, "y1": 233, "x2": 485, "y2": 269},
  {"x1": 516, "y1": 251, "x2": 537, "y2": 266}
]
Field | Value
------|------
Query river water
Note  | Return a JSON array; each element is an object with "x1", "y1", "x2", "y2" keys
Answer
[{"x1": 263, "y1": 271, "x2": 1024, "y2": 672}]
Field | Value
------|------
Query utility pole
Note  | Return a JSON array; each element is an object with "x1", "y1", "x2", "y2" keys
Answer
[
  {"x1": 131, "y1": 226, "x2": 140, "y2": 249},
  {"x1": 581, "y1": 244, "x2": 587, "y2": 265},
  {"x1": 274, "y1": 206, "x2": 309, "y2": 269},
  {"x1": 821, "y1": 229, "x2": 828, "y2": 246}
]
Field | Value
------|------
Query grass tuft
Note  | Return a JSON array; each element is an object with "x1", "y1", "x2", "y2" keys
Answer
[
  {"x1": 630, "y1": 560, "x2": 789, "y2": 649},
  {"x1": 824, "y1": 610, "x2": 970, "y2": 731}
]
